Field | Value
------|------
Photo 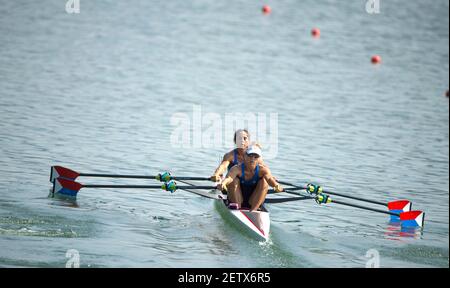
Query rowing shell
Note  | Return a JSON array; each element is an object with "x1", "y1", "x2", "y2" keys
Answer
[
  {"x1": 179, "y1": 180, "x2": 270, "y2": 242},
  {"x1": 214, "y1": 197, "x2": 270, "y2": 242}
]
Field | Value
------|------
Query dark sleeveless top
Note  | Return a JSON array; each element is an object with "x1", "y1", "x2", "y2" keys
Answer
[
  {"x1": 227, "y1": 149, "x2": 239, "y2": 171},
  {"x1": 238, "y1": 163, "x2": 261, "y2": 208}
]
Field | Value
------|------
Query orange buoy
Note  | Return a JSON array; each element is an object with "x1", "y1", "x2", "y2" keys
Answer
[
  {"x1": 371, "y1": 55, "x2": 382, "y2": 64},
  {"x1": 311, "y1": 28, "x2": 321, "y2": 38},
  {"x1": 262, "y1": 5, "x2": 271, "y2": 15}
]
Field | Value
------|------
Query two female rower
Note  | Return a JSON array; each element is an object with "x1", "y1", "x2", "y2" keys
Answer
[{"x1": 217, "y1": 145, "x2": 284, "y2": 212}]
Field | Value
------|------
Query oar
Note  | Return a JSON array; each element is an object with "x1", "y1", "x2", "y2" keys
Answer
[
  {"x1": 50, "y1": 166, "x2": 210, "y2": 183},
  {"x1": 264, "y1": 196, "x2": 312, "y2": 204},
  {"x1": 278, "y1": 181, "x2": 413, "y2": 214},
  {"x1": 52, "y1": 177, "x2": 217, "y2": 197},
  {"x1": 282, "y1": 190, "x2": 425, "y2": 228}
]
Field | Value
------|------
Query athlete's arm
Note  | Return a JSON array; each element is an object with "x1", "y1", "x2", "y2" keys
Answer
[
  {"x1": 211, "y1": 152, "x2": 232, "y2": 182},
  {"x1": 261, "y1": 167, "x2": 283, "y2": 192},
  {"x1": 217, "y1": 166, "x2": 240, "y2": 191}
]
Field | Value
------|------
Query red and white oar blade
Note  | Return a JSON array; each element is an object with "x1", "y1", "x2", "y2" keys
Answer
[
  {"x1": 50, "y1": 166, "x2": 80, "y2": 183},
  {"x1": 52, "y1": 177, "x2": 82, "y2": 197},
  {"x1": 388, "y1": 200, "x2": 412, "y2": 221},
  {"x1": 400, "y1": 210, "x2": 425, "y2": 228}
]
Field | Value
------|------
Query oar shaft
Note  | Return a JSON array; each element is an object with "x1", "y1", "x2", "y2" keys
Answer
[
  {"x1": 283, "y1": 187, "x2": 307, "y2": 192},
  {"x1": 82, "y1": 184, "x2": 215, "y2": 190},
  {"x1": 83, "y1": 184, "x2": 161, "y2": 189},
  {"x1": 272, "y1": 188, "x2": 399, "y2": 216},
  {"x1": 79, "y1": 173, "x2": 209, "y2": 181},
  {"x1": 323, "y1": 191, "x2": 386, "y2": 206},
  {"x1": 265, "y1": 197, "x2": 312, "y2": 204},
  {"x1": 173, "y1": 177, "x2": 210, "y2": 181},
  {"x1": 269, "y1": 189, "x2": 313, "y2": 198},
  {"x1": 332, "y1": 199, "x2": 399, "y2": 217},
  {"x1": 279, "y1": 181, "x2": 387, "y2": 206},
  {"x1": 80, "y1": 173, "x2": 153, "y2": 179}
]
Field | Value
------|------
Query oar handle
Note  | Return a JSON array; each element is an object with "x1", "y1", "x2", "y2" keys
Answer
[
  {"x1": 278, "y1": 181, "x2": 306, "y2": 191},
  {"x1": 283, "y1": 187, "x2": 307, "y2": 192},
  {"x1": 265, "y1": 196, "x2": 312, "y2": 204},
  {"x1": 269, "y1": 189, "x2": 312, "y2": 197}
]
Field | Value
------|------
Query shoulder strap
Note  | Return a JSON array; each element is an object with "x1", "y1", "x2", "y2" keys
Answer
[{"x1": 252, "y1": 165, "x2": 260, "y2": 183}]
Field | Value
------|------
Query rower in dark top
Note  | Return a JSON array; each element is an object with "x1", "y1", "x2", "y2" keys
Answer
[
  {"x1": 210, "y1": 129, "x2": 250, "y2": 183},
  {"x1": 238, "y1": 160, "x2": 261, "y2": 209},
  {"x1": 217, "y1": 145, "x2": 283, "y2": 212},
  {"x1": 228, "y1": 149, "x2": 240, "y2": 171}
]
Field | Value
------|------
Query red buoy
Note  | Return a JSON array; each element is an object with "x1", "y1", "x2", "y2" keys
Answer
[
  {"x1": 311, "y1": 28, "x2": 321, "y2": 38},
  {"x1": 371, "y1": 55, "x2": 382, "y2": 64},
  {"x1": 262, "y1": 5, "x2": 271, "y2": 15}
]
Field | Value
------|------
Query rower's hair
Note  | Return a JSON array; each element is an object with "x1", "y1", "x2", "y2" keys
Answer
[{"x1": 233, "y1": 129, "x2": 249, "y2": 144}]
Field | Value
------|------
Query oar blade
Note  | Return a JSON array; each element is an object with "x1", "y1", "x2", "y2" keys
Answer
[
  {"x1": 387, "y1": 200, "x2": 412, "y2": 221},
  {"x1": 50, "y1": 166, "x2": 80, "y2": 183},
  {"x1": 52, "y1": 177, "x2": 82, "y2": 198},
  {"x1": 400, "y1": 210, "x2": 425, "y2": 228}
]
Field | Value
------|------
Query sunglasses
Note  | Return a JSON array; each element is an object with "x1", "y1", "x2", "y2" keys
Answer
[{"x1": 247, "y1": 153, "x2": 260, "y2": 159}]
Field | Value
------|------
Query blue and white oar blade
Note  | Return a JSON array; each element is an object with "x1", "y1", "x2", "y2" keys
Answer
[
  {"x1": 400, "y1": 211, "x2": 425, "y2": 228},
  {"x1": 388, "y1": 200, "x2": 411, "y2": 221},
  {"x1": 52, "y1": 177, "x2": 82, "y2": 197}
]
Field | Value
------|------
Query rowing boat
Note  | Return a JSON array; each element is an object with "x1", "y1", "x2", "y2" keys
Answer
[
  {"x1": 179, "y1": 180, "x2": 270, "y2": 242},
  {"x1": 50, "y1": 166, "x2": 427, "y2": 241},
  {"x1": 214, "y1": 197, "x2": 270, "y2": 242}
]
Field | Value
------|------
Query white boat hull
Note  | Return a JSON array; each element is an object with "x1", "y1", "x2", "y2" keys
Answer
[
  {"x1": 178, "y1": 181, "x2": 271, "y2": 242},
  {"x1": 214, "y1": 198, "x2": 270, "y2": 242}
]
